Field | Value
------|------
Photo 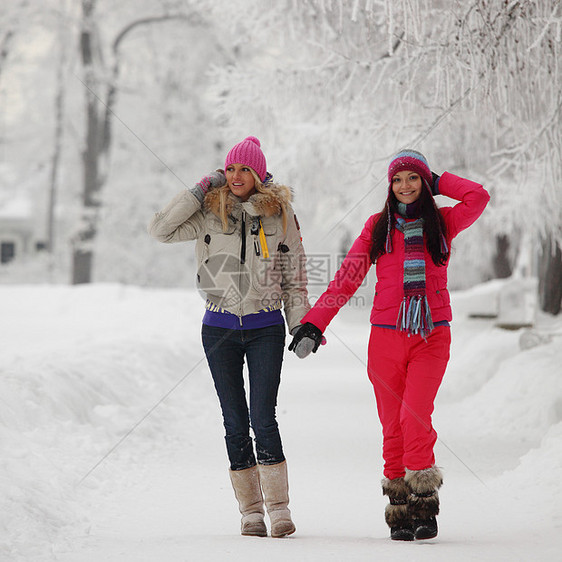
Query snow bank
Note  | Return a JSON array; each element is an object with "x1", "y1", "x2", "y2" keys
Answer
[
  {"x1": 0, "y1": 285, "x2": 208, "y2": 560},
  {"x1": 436, "y1": 281, "x2": 562, "y2": 531},
  {"x1": 440, "y1": 281, "x2": 562, "y2": 446},
  {"x1": 493, "y1": 420, "x2": 562, "y2": 526},
  {"x1": 453, "y1": 337, "x2": 562, "y2": 442}
]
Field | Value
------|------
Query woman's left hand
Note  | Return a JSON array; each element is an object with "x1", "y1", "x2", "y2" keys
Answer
[{"x1": 431, "y1": 172, "x2": 440, "y2": 195}]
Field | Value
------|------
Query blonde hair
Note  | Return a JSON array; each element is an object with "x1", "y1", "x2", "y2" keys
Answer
[{"x1": 217, "y1": 169, "x2": 288, "y2": 234}]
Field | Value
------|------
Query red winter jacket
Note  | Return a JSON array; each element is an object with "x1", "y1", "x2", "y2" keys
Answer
[{"x1": 302, "y1": 172, "x2": 490, "y2": 332}]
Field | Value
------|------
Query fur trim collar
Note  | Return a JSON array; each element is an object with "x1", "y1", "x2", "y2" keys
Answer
[{"x1": 204, "y1": 183, "x2": 292, "y2": 219}]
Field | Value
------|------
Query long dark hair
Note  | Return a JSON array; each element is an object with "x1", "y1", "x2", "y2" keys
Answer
[{"x1": 370, "y1": 185, "x2": 449, "y2": 266}]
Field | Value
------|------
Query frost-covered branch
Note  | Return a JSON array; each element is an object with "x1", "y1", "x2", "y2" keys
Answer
[
  {"x1": 104, "y1": 12, "x2": 206, "y2": 162},
  {"x1": 0, "y1": 29, "x2": 14, "y2": 80}
]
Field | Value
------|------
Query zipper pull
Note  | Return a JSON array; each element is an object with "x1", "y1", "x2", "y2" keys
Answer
[
  {"x1": 251, "y1": 217, "x2": 260, "y2": 256},
  {"x1": 258, "y1": 219, "x2": 269, "y2": 258}
]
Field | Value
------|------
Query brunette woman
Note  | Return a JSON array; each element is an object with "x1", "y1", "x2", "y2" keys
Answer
[{"x1": 290, "y1": 149, "x2": 489, "y2": 541}]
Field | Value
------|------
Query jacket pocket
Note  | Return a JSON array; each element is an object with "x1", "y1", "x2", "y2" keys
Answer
[
  {"x1": 373, "y1": 284, "x2": 402, "y2": 311},
  {"x1": 207, "y1": 215, "x2": 236, "y2": 235},
  {"x1": 203, "y1": 218, "x2": 237, "y2": 261},
  {"x1": 260, "y1": 216, "x2": 278, "y2": 237},
  {"x1": 432, "y1": 287, "x2": 450, "y2": 308},
  {"x1": 427, "y1": 276, "x2": 450, "y2": 308}
]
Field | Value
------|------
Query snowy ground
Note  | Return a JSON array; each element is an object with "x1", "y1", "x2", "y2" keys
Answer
[{"x1": 2, "y1": 281, "x2": 562, "y2": 561}]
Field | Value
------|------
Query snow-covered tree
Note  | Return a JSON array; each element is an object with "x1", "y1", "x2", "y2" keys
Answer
[
  {"x1": 92, "y1": 8, "x2": 229, "y2": 286},
  {"x1": 1, "y1": 0, "x2": 560, "y2": 312},
  {"x1": 207, "y1": 0, "x2": 562, "y2": 311},
  {"x1": 1, "y1": 1, "x2": 232, "y2": 286},
  {"x1": 72, "y1": 0, "x2": 217, "y2": 284}
]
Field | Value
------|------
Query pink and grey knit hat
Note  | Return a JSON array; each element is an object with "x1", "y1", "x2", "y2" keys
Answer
[
  {"x1": 224, "y1": 136, "x2": 267, "y2": 182},
  {"x1": 387, "y1": 149, "x2": 433, "y2": 189}
]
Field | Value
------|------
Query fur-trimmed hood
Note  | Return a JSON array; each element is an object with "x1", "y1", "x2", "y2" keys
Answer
[{"x1": 203, "y1": 183, "x2": 292, "y2": 219}]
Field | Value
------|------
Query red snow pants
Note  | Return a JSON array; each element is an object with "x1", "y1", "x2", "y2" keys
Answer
[{"x1": 367, "y1": 325, "x2": 451, "y2": 480}]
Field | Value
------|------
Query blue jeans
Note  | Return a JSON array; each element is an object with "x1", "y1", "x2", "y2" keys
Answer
[{"x1": 201, "y1": 323, "x2": 286, "y2": 470}]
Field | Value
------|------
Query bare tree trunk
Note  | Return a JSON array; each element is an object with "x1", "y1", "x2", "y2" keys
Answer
[
  {"x1": 493, "y1": 234, "x2": 512, "y2": 279},
  {"x1": 71, "y1": 5, "x2": 203, "y2": 284},
  {"x1": 72, "y1": 0, "x2": 103, "y2": 284},
  {"x1": 538, "y1": 236, "x2": 562, "y2": 315},
  {"x1": 47, "y1": 11, "x2": 68, "y2": 257}
]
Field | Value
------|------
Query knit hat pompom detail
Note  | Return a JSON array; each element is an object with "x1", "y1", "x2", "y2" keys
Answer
[
  {"x1": 245, "y1": 136, "x2": 261, "y2": 147},
  {"x1": 224, "y1": 136, "x2": 267, "y2": 182},
  {"x1": 387, "y1": 149, "x2": 432, "y2": 188}
]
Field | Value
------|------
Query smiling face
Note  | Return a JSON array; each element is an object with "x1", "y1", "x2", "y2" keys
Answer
[
  {"x1": 225, "y1": 163, "x2": 257, "y2": 201},
  {"x1": 391, "y1": 170, "x2": 423, "y2": 204}
]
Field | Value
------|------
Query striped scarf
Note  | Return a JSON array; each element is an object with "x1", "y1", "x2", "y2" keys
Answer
[{"x1": 394, "y1": 203, "x2": 434, "y2": 339}]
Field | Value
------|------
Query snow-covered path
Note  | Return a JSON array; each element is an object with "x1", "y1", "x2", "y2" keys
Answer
[{"x1": 2, "y1": 284, "x2": 562, "y2": 561}]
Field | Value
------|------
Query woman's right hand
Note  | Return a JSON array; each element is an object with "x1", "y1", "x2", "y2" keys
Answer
[
  {"x1": 288, "y1": 322, "x2": 324, "y2": 359},
  {"x1": 197, "y1": 170, "x2": 226, "y2": 192},
  {"x1": 190, "y1": 170, "x2": 226, "y2": 203}
]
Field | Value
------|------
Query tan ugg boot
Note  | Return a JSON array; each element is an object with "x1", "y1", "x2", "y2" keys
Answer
[
  {"x1": 258, "y1": 461, "x2": 296, "y2": 538},
  {"x1": 229, "y1": 465, "x2": 267, "y2": 537}
]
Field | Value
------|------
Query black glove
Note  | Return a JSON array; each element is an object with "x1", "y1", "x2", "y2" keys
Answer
[
  {"x1": 431, "y1": 172, "x2": 440, "y2": 195},
  {"x1": 288, "y1": 322, "x2": 323, "y2": 359}
]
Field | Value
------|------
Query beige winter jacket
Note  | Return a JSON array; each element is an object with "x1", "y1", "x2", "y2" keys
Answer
[{"x1": 148, "y1": 183, "x2": 310, "y2": 331}]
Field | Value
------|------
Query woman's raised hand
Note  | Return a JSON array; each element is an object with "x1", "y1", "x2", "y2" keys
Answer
[
  {"x1": 197, "y1": 170, "x2": 226, "y2": 192},
  {"x1": 190, "y1": 170, "x2": 226, "y2": 203}
]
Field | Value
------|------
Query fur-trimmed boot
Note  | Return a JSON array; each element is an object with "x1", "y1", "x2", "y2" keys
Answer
[
  {"x1": 229, "y1": 465, "x2": 267, "y2": 537},
  {"x1": 258, "y1": 461, "x2": 296, "y2": 538},
  {"x1": 382, "y1": 477, "x2": 415, "y2": 541},
  {"x1": 405, "y1": 466, "x2": 443, "y2": 540}
]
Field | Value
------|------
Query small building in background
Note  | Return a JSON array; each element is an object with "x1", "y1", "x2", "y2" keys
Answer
[{"x1": 0, "y1": 195, "x2": 37, "y2": 265}]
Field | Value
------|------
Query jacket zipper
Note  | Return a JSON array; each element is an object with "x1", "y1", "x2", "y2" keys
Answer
[
  {"x1": 238, "y1": 211, "x2": 247, "y2": 325},
  {"x1": 240, "y1": 211, "x2": 246, "y2": 265}
]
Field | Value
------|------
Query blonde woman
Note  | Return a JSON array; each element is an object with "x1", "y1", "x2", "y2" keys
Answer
[{"x1": 149, "y1": 136, "x2": 309, "y2": 538}]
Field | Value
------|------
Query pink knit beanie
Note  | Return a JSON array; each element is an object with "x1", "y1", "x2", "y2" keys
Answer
[{"x1": 224, "y1": 136, "x2": 267, "y2": 182}]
